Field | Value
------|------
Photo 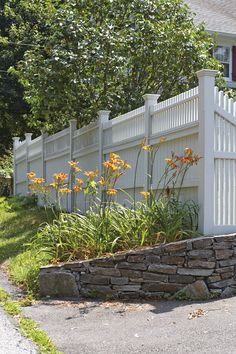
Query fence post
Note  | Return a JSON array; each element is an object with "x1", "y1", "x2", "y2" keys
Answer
[
  {"x1": 142, "y1": 94, "x2": 160, "y2": 191},
  {"x1": 98, "y1": 110, "x2": 110, "y2": 177},
  {"x1": 197, "y1": 69, "x2": 218, "y2": 235},
  {"x1": 13, "y1": 137, "x2": 20, "y2": 196},
  {"x1": 25, "y1": 133, "x2": 32, "y2": 192},
  {"x1": 69, "y1": 119, "x2": 77, "y2": 211},
  {"x1": 41, "y1": 130, "x2": 48, "y2": 181}
]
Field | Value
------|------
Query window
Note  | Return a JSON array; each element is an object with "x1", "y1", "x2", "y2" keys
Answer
[{"x1": 213, "y1": 46, "x2": 231, "y2": 79}]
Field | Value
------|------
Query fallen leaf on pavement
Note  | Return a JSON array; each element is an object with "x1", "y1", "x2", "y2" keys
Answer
[{"x1": 188, "y1": 308, "x2": 208, "y2": 320}]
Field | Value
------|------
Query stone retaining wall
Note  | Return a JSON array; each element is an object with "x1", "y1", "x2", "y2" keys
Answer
[{"x1": 39, "y1": 234, "x2": 236, "y2": 300}]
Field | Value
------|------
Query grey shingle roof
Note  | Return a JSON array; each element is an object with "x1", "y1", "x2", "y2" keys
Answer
[{"x1": 185, "y1": 0, "x2": 236, "y2": 35}]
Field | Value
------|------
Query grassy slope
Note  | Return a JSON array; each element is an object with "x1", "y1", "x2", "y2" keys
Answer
[{"x1": 0, "y1": 197, "x2": 49, "y2": 293}]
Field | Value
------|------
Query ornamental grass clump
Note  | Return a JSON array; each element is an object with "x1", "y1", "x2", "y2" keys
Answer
[{"x1": 27, "y1": 141, "x2": 201, "y2": 263}]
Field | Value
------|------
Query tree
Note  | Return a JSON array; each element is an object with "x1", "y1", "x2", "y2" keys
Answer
[
  {"x1": 9, "y1": 0, "x2": 222, "y2": 133},
  {"x1": 0, "y1": 0, "x2": 62, "y2": 150},
  {"x1": 0, "y1": 0, "x2": 29, "y2": 151}
]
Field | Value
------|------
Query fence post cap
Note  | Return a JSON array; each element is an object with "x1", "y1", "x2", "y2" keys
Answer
[
  {"x1": 196, "y1": 69, "x2": 218, "y2": 78},
  {"x1": 12, "y1": 137, "x2": 20, "y2": 141},
  {"x1": 40, "y1": 128, "x2": 48, "y2": 135},
  {"x1": 98, "y1": 110, "x2": 110, "y2": 123},
  {"x1": 25, "y1": 133, "x2": 33, "y2": 143},
  {"x1": 25, "y1": 133, "x2": 32, "y2": 138},
  {"x1": 143, "y1": 94, "x2": 160, "y2": 104}
]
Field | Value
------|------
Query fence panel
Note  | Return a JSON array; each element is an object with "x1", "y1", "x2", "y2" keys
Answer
[
  {"x1": 14, "y1": 69, "x2": 236, "y2": 235},
  {"x1": 214, "y1": 88, "x2": 236, "y2": 232},
  {"x1": 151, "y1": 87, "x2": 199, "y2": 135}
]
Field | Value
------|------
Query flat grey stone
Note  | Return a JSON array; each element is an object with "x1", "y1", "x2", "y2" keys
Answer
[
  {"x1": 162, "y1": 241, "x2": 187, "y2": 254},
  {"x1": 213, "y1": 242, "x2": 232, "y2": 250},
  {"x1": 221, "y1": 286, "x2": 236, "y2": 298},
  {"x1": 117, "y1": 262, "x2": 147, "y2": 270},
  {"x1": 219, "y1": 259, "x2": 236, "y2": 267},
  {"x1": 168, "y1": 274, "x2": 195, "y2": 284},
  {"x1": 112, "y1": 285, "x2": 141, "y2": 292},
  {"x1": 120, "y1": 270, "x2": 142, "y2": 278},
  {"x1": 188, "y1": 260, "x2": 215, "y2": 269},
  {"x1": 209, "y1": 279, "x2": 236, "y2": 289},
  {"x1": 89, "y1": 267, "x2": 121, "y2": 276},
  {"x1": 188, "y1": 250, "x2": 214, "y2": 259},
  {"x1": 143, "y1": 272, "x2": 168, "y2": 282},
  {"x1": 110, "y1": 277, "x2": 129, "y2": 285},
  {"x1": 80, "y1": 274, "x2": 110, "y2": 285},
  {"x1": 175, "y1": 280, "x2": 210, "y2": 300},
  {"x1": 215, "y1": 249, "x2": 234, "y2": 260},
  {"x1": 192, "y1": 237, "x2": 213, "y2": 249},
  {"x1": 148, "y1": 264, "x2": 177, "y2": 274},
  {"x1": 142, "y1": 282, "x2": 182, "y2": 294},
  {"x1": 127, "y1": 255, "x2": 145, "y2": 263},
  {"x1": 161, "y1": 256, "x2": 185, "y2": 265},
  {"x1": 177, "y1": 268, "x2": 213, "y2": 276},
  {"x1": 39, "y1": 272, "x2": 79, "y2": 297}
]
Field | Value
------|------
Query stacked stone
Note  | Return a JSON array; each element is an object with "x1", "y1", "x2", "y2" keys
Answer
[{"x1": 39, "y1": 234, "x2": 236, "y2": 300}]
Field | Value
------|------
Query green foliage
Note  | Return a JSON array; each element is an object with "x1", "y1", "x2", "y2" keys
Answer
[
  {"x1": 0, "y1": 287, "x2": 61, "y2": 354},
  {"x1": 0, "y1": 197, "x2": 51, "y2": 293},
  {"x1": 0, "y1": 150, "x2": 13, "y2": 177},
  {"x1": 0, "y1": 0, "x2": 62, "y2": 148},
  {"x1": 11, "y1": 0, "x2": 222, "y2": 132},
  {"x1": 0, "y1": 150, "x2": 13, "y2": 196},
  {"x1": 7, "y1": 195, "x2": 37, "y2": 210},
  {"x1": 30, "y1": 198, "x2": 198, "y2": 262},
  {"x1": 9, "y1": 250, "x2": 51, "y2": 294}
]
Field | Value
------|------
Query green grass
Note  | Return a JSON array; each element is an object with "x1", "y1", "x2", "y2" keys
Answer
[
  {"x1": 0, "y1": 199, "x2": 61, "y2": 352},
  {"x1": 0, "y1": 288, "x2": 62, "y2": 354},
  {"x1": 0, "y1": 196, "x2": 51, "y2": 294}
]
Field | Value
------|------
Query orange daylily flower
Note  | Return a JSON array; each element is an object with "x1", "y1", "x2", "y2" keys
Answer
[
  {"x1": 99, "y1": 176, "x2": 106, "y2": 186},
  {"x1": 109, "y1": 153, "x2": 120, "y2": 160},
  {"x1": 68, "y1": 160, "x2": 77, "y2": 168},
  {"x1": 140, "y1": 191, "x2": 150, "y2": 199},
  {"x1": 73, "y1": 185, "x2": 82, "y2": 192},
  {"x1": 53, "y1": 172, "x2": 68, "y2": 182},
  {"x1": 159, "y1": 136, "x2": 167, "y2": 143},
  {"x1": 84, "y1": 169, "x2": 99, "y2": 178},
  {"x1": 141, "y1": 138, "x2": 153, "y2": 151},
  {"x1": 103, "y1": 161, "x2": 112, "y2": 169},
  {"x1": 184, "y1": 147, "x2": 193, "y2": 156},
  {"x1": 31, "y1": 177, "x2": 45, "y2": 184},
  {"x1": 106, "y1": 188, "x2": 118, "y2": 195},
  {"x1": 142, "y1": 144, "x2": 153, "y2": 151},
  {"x1": 68, "y1": 160, "x2": 81, "y2": 173},
  {"x1": 74, "y1": 167, "x2": 81, "y2": 173},
  {"x1": 165, "y1": 159, "x2": 177, "y2": 169},
  {"x1": 123, "y1": 161, "x2": 131, "y2": 169},
  {"x1": 75, "y1": 178, "x2": 83, "y2": 186},
  {"x1": 59, "y1": 188, "x2": 72, "y2": 193},
  {"x1": 27, "y1": 171, "x2": 36, "y2": 179}
]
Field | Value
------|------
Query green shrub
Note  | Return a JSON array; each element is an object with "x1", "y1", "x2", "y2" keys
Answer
[
  {"x1": 7, "y1": 195, "x2": 37, "y2": 211},
  {"x1": 0, "y1": 152, "x2": 13, "y2": 196},
  {"x1": 9, "y1": 250, "x2": 51, "y2": 295},
  {"x1": 30, "y1": 198, "x2": 198, "y2": 262},
  {"x1": 0, "y1": 151, "x2": 13, "y2": 178}
]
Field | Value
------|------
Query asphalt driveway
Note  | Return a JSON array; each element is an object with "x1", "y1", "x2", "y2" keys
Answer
[
  {"x1": 24, "y1": 296, "x2": 236, "y2": 354},
  {"x1": 1, "y1": 270, "x2": 236, "y2": 354}
]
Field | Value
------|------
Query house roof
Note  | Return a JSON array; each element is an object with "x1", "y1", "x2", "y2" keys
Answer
[{"x1": 185, "y1": 0, "x2": 236, "y2": 35}]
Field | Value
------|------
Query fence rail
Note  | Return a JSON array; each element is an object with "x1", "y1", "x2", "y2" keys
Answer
[{"x1": 13, "y1": 69, "x2": 236, "y2": 235}]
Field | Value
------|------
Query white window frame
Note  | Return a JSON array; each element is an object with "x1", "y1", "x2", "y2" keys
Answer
[{"x1": 213, "y1": 45, "x2": 232, "y2": 81}]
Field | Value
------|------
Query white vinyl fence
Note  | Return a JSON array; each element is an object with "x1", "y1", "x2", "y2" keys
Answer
[{"x1": 13, "y1": 69, "x2": 236, "y2": 236}]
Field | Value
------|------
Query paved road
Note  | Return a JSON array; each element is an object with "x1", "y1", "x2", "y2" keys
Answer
[
  {"x1": 24, "y1": 296, "x2": 236, "y2": 354},
  {"x1": 0, "y1": 271, "x2": 37, "y2": 354},
  {"x1": 1, "y1": 270, "x2": 236, "y2": 354},
  {"x1": 0, "y1": 307, "x2": 37, "y2": 354}
]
